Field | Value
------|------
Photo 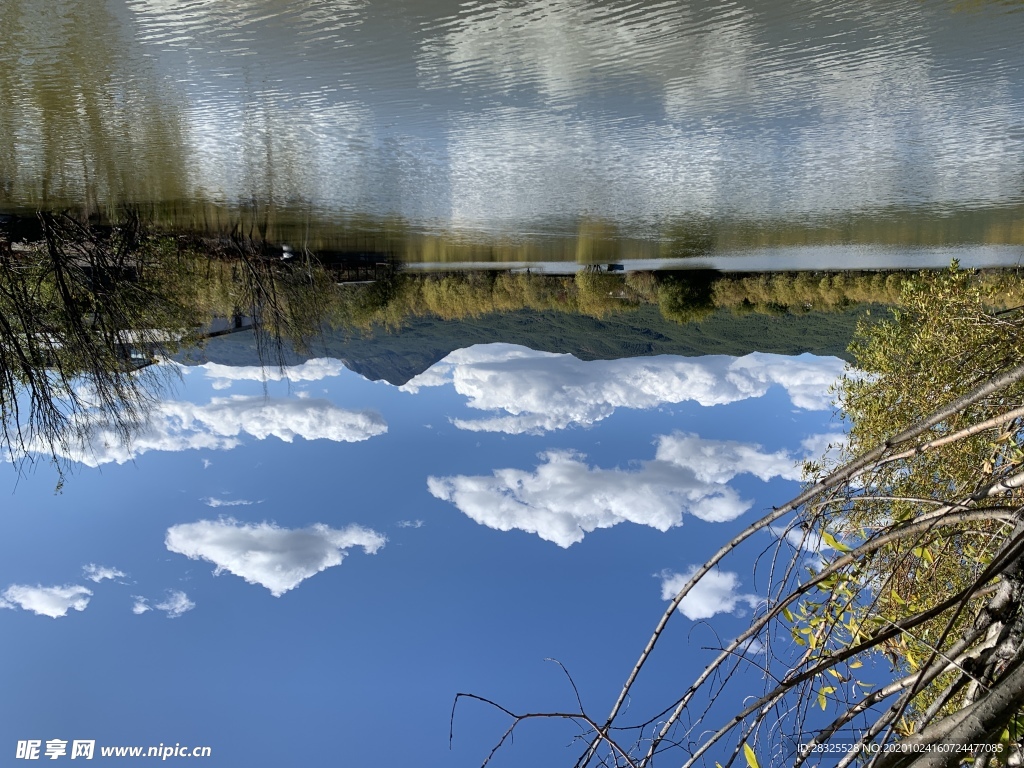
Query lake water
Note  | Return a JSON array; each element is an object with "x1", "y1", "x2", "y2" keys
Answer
[{"x1": 2, "y1": 0, "x2": 1023, "y2": 262}]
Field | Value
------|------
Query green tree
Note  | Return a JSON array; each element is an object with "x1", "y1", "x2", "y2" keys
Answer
[{"x1": 656, "y1": 271, "x2": 718, "y2": 323}]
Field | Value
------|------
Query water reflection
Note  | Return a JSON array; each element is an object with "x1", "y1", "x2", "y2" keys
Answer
[
  {"x1": 0, "y1": 0, "x2": 189, "y2": 207},
  {"x1": 1, "y1": 0, "x2": 1023, "y2": 255}
]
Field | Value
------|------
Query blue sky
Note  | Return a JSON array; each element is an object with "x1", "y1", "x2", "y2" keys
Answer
[{"x1": 0, "y1": 345, "x2": 849, "y2": 767}]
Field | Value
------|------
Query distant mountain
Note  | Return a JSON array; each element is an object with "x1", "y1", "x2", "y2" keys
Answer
[{"x1": 178, "y1": 306, "x2": 867, "y2": 385}]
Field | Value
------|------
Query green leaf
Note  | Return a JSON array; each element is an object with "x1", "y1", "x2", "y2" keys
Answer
[
  {"x1": 822, "y1": 531, "x2": 852, "y2": 553},
  {"x1": 743, "y1": 742, "x2": 759, "y2": 768}
]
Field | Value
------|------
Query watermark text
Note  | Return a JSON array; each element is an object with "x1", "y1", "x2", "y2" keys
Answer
[{"x1": 16, "y1": 740, "x2": 212, "y2": 760}]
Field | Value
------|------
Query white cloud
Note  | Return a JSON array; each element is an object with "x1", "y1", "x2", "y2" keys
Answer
[
  {"x1": 427, "y1": 432, "x2": 807, "y2": 547},
  {"x1": 131, "y1": 596, "x2": 152, "y2": 615},
  {"x1": 188, "y1": 359, "x2": 349, "y2": 390},
  {"x1": 82, "y1": 564, "x2": 126, "y2": 583},
  {"x1": 203, "y1": 497, "x2": 258, "y2": 508},
  {"x1": 654, "y1": 433, "x2": 802, "y2": 483},
  {"x1": 154, "y1": 590, "x2": 195, "y2": 619},
  {"x1": 0, "y1": 584, "x2": 93, "y2": 618},
  {"x1": 202, "y1": 459, "x2": 212, "y2": 469},
  {"x1": 660, "y1": 567, "x2": 761, "y2": 620},
  {"x1": 37, "y1": 395, "x2": 387, "y2": 467},
  {"x1": 397, "y1": 520, "x2": 425, "y2": 529},
  {"x1": 402, "y1": 345, "x2": 845, "y2": 434},
  {"x1": 165, "y1": 519, "x2": 387, "y2": 596}
]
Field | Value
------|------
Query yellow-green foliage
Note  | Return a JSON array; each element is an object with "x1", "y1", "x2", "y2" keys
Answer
[
  {"x1": 843, "y1": 266, "x2": 1024, "y2": 463},
  {"x1": 336, "y1": 271, "x2": 592, "y2": 330},
  {"x1": 141, "y1": 238, "x2": 240, "y2": 324},
  {"x1": 711, "y1": 272, "x2": 909, "y2": 314},
  {"x1": 624, "y1": 271, "x2": 659, "y2": 304},
  {"x1": 327, "y1": 268, "x2": 980, "y2": 333},
  {"x1": 124, "y1": 246, "x2": 1024, "y2": 344},
  {"x1": 574, "y1": 269, "x2": 637, "y2": 318},
  {"x1": 810, "y1": 265, "x2": 1024, "y2": 731},
  {"x1": 655, "y1": 273, "x2": 716, "y2": 324}
]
